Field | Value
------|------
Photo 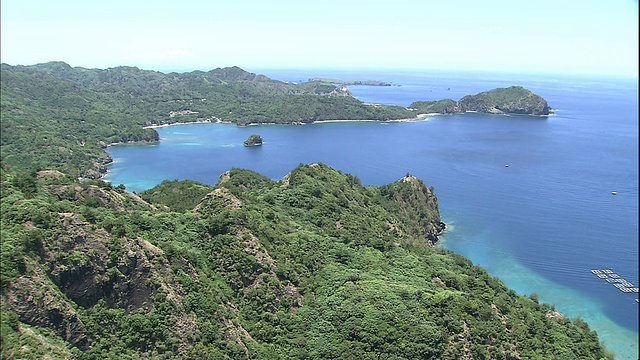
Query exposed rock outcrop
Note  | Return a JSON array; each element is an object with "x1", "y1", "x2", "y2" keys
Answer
[{"x1": 3, "y1": 269, "x2": 91, "y2": 350}]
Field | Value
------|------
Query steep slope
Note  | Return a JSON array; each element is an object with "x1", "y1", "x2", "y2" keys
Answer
[{"x1": 1, "y1": 164, "x2": 608, "y2": 359}]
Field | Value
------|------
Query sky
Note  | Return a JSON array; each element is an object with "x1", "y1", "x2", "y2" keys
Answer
[{"x1": 1, "y1": 0, "x2": 638, "y2": 77}]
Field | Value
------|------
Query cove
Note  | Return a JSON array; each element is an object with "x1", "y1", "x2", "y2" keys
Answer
[{"x1": 105, "y1": 70, "x2": 638, "y2": 358}]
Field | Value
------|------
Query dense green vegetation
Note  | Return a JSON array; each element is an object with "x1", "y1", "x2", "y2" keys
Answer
[
  {"x1": 410, "y1": 99, "x2": 458, "y2": 114},
  {"x1": 1, "y1": 63, "x2": 551, "y2": 181},
  {"x1": 1, "y1": 62, "x2": 414, "y2": 179},
  {"x1": 410, "y1": 86, "x2": 552, "y2": 116},
  {"x1": 1, "y1": 162, "x2": 609, "y2": 359},
  {"x1": 1, "y1": 62, "x2": 603, "y2": 359},
  {"x1": 138, "y1": 179, "x2": 214, "y2": 213},
  {"x1": 457, "y1": 86, "x2": 551, "y2": 115}
]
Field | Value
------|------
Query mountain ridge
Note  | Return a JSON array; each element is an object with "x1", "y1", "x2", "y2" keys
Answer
[{"x1": 0, "y1": 162, "x2": 608, "y2": 359}]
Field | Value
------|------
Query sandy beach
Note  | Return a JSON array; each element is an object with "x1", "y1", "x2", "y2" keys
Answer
[
  {"x1": 312, "y1": 113, "x2": 435, "y2": 124},
  {"x1": 143, "y1": 119, "x2": 218, "y2": 129},
  {"x1": 142, "y1": 113, "x2": 439, "y2": 128}
]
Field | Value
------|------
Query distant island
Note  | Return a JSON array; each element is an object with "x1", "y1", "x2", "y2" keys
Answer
[
  {"x1": 309, "y1": 78, "x2": 393, "y2": 86},
  {"x1": 243, "y1": 134, "x2": 263, "y2": 146},
  {"x1": 410, "y1": 86, "x2": 552, "y2": 116}
]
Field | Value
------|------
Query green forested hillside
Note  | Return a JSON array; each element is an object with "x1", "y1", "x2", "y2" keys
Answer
[
  {"x1": 1, "y1": 63, "x2": 551, "y2": 180},
  {"x1": 409, "y1": 98, "x2": 458, "y2": 114},
  {"x1": 410, "y1": 86, "x2": 551, "y2": 115},
  {"x1": 457, "y1": 86, "x2": 551, "y2": 115},
  {"x1": 0, "y1": 62, "x2": 413, "y2": 178},
  {"x1": 139, "y1": 179, "x2": 215, "y2": 213},
  {"x1": 1, "y1": 63, "x2": 606, "y2": 359},
  {"x1": 1, "y1": 163, "x2": 608, "y2": 359}
]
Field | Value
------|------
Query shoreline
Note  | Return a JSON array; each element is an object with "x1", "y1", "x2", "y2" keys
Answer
[
  {"x1": 102, "y1": 115, "x2": 434, "y2": 181},
  {"x1": 101, "y1": 110, "x2": 546, "y2": 180},
  {"x1": 141, "y1": 114, "x2": 438, "y2": 128},
  {"x1": 312, "y1": 113, "x2": 434, "y2": 124},
  {"x1": 143, "y1": 119, "x2": 218, "y2": 129}
]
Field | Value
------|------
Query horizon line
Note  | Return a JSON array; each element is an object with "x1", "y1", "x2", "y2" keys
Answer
[{"x1": 2, "y1": 60, "x2": 638, "y2": 80}]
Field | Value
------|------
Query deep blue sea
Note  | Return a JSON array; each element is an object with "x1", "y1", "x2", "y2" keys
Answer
[{"x1": 104, "y1": 69, "x2": 639, "y2": 359}]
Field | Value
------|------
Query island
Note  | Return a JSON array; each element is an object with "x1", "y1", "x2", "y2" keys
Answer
[
  {"x1": 243, "y1": 134, "x2": 263, "y2": 146},
  {"x1": 309, "y1": 77, "x2": 393, "y2": 86},
  {"x1": 410, "y1": 86, "x2": 552, "y2": 116}
]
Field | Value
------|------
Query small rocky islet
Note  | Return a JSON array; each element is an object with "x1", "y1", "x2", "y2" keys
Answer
[{"x1": 243, "y1": 134, "x2": 264, "y2": 146}]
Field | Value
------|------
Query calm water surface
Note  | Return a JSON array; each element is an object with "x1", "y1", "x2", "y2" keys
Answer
[{"x1": 105, "y1": 69, "x2": 638, "y2": 358}]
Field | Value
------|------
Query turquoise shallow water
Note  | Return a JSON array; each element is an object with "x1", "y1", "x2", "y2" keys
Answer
[{"x1": 105, "y1": 69, "x2": 638, "y2": 358}]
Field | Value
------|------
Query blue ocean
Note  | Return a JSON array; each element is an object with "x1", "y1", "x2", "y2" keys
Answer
[{"x1": 104, "y1": 69, "x2": 639, "y2": 359}]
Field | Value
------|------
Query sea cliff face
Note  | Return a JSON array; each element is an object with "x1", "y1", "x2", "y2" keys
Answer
[{"x1": 411, "y1": 86, "x2": 552, "y2": 116}]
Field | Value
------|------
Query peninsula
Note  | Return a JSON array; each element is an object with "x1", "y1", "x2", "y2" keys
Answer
[
  {"x1": 309, "y1": 77, "x2": 393, "y2": 86},
  {"x1": 410, "y1": 86, "x2": 552, "y2": 116}
]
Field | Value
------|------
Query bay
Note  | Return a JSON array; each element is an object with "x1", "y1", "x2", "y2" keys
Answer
[{"x1": 104, "y1": 69, "x2": 638, "y2": 359}]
